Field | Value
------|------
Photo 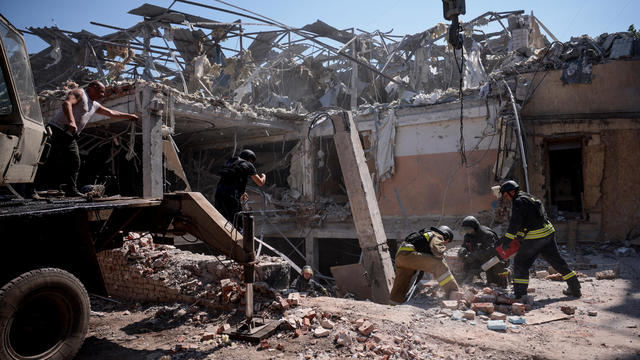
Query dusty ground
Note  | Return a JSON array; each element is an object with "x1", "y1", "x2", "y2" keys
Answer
[{"x1": 76, "y1": 249, "x2": 640, "y2": 360}]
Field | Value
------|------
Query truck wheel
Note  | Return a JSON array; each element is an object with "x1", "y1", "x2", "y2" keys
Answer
[{"x1": 0, "y1": 268, "x2": 90, "y2": 360}]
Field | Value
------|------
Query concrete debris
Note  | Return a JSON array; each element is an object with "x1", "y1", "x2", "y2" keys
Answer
[
  {"x1": 487, "y1": 320, "x2": 507, "y2": 331},
  {"x1": 595, "y1": 269, "x2": 617, "y2": 280}
]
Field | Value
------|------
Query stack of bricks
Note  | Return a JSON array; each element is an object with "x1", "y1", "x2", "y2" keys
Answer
[
  {"x1": 97, "y1": 249, "x2": 195, "y2": 304},
  {"x1": 95, "y1": 233, "x2": 291, "y2": 307}
]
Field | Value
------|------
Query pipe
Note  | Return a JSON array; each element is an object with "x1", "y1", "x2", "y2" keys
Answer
[{"x1": 501, "y1": 79, "x2": 530, "y2": 193}]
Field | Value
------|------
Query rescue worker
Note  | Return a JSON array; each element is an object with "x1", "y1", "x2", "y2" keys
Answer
[
  {"x1": 499, "y1": 180, "x2": 581, "y2": 298},
  {"x1": 38, "y1": 80, "x2": 138, "y2": 196},
  {"x1": 291, "y1": 265, "x2": 329, "y2": 296},
  {"x1": 214, "y1": 149, "x2": 266, "y2": 225},
  {"x1": 458, "y1": 215, "x2": 508, "y2": 287},
  {"x1": 389, "y1": 225, "x2": 459, "y2": 304}
]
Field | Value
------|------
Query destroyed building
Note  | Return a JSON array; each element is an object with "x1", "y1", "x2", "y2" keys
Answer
[{"x1": 28, "y1": 2, "x2": 640, "y2": 280}]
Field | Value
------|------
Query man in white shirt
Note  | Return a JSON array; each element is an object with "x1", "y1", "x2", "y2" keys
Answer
[{"x1": 42, "y1": 80, "x2": 138, "y2": 196}]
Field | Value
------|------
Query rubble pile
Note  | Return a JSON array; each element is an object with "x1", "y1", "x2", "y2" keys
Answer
[{"x1": 97, "y1": 232, "x2": 290, "y2": 309}]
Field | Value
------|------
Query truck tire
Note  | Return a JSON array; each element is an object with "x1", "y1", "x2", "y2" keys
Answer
[{"x1": 0, "y1": 268, "x2": 90, "y2": 360}]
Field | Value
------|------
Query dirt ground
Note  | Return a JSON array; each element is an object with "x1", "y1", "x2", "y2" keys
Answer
[{"x1": 76, "y1": 249, "x2": 640, "y2": 360}]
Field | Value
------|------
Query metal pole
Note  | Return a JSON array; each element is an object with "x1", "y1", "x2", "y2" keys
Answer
[
  {"x1": 502, "y1": 80, "x2": 530, "y2": 192},
  {"x1": 242, "y1": 213, "x2": 255, "y2": 323}
]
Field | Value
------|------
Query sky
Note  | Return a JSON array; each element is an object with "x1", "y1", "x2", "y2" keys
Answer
[{"x1": 1, "y1": 0, "x2": 638, "y2": 54}]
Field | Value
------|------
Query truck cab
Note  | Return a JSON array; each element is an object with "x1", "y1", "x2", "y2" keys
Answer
[{"x1": 0, "y1": 14, "x2": 47, "y2": 185}]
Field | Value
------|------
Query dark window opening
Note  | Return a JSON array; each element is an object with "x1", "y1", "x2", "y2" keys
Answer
[{"x1": 548, "y1": 142, "x2": 583, "y2": 219}]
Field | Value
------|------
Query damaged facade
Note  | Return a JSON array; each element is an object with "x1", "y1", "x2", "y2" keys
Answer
[{"x1": 28, "y1": 2, "x2": 640, "y2": 279}]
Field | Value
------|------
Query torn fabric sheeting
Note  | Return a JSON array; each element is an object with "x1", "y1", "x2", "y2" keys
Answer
[{"x1": 374, "y1": 109, "x2": 397, "y2": 182}]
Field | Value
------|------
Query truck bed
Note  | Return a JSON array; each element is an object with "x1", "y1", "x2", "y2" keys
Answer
[{"x1": 0, "y1": 196, "x2": 162, "y2": 218}]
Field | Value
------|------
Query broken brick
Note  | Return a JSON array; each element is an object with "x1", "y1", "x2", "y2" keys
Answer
[
  {"x1": 490, "y1": 312, "x2": 507, "y2": 320},
  {"x1": 259, "y1": 339, "x2": 270, "y2": 350},
  {"x1": 473, "y1": 294, "x2": 497, "y2": 303},
  {"x1": 217, "y1": 323, "x2": 230, "y2": 334},
  {"x1": 320, "y1": 318, "x2": 334, "y2": 329},
  {"x1": 276, "y1": 343, "x2": 285, "y2": 351},
  {"x1": 595, "y1": 269, "x2": 617, "y2": 280},
  {"x1": 358, "y1": 321, "x2": 375, "y2": 336},
  {"x1": 440, "y1": 300, "x2": 458, "y2": 309},
  {"x1": 314, "y1": 327, "x2": 330, "y2": 337},
  {"x1": 200, "y1": 333, "x2": 216, "y2": 341},
  {"x1": 495, "y1": 304, "x2": 511, "y2": 314},
  {"x1": 471, "y1": 302, "x2": 494, "y2": 314},
  {"x1": 277, "y1": 296, "x2": 290, "y2": 310},
  {"x1": 561, "y1": 305, "x2": 576, "y2": 315},
  {"x1": 496, "y1": 295, "x2": 515, "y2": 304},
  {"x1": 355, "y1": 318, "x2": 365, "y2": 327},
  {"x1": 511, "y1": 303, "x2": 526, "y2": 315},
  {"x1": 463, "y1": 310, "x2": 475, "y2": 320},
  {"x1": 462, "y1": 289, "x2": 476, "y2": 304},
  {"x1": 294, "y1": 329, "x2": 303, "y2": 338}
]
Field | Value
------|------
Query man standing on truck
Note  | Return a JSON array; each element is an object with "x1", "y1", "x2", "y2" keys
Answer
[
  {"x1": 214, "y1": 149, "x2": 266, "y2": 226},
  {"x1": 39, "y1": 80, "x2": 139, "y2": 197}
]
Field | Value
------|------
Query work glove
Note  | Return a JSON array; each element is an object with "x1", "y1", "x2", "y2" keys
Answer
[{"x1": 499, "y1": 236, "x2": 512, "y2": 249}]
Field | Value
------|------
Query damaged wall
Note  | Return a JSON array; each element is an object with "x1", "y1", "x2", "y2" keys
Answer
[
  {"x1": 522, "y1": 60, "x2": 640, "y2": 242},
  {"x1": 358, "y1": 99, "x2": 500, "y2": 217}
]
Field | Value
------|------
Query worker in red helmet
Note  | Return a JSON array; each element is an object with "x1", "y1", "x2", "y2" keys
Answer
[
  {"x1": 499, "y1": 180, "x2": 581, "y2": 299},
  {"x1": 389, "y1": 225, "x2": 459, "y2": 304}
]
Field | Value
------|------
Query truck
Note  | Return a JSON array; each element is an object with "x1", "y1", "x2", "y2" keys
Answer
[{"x1": 0, "y1": 14, "x2": 252, "y2": 360}]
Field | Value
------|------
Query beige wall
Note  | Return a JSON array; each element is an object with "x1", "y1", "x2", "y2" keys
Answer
[{"x1": 522, "y1": 60, "x2": 640, "y2": 117}]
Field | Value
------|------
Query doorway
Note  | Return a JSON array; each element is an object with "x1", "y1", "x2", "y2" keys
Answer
[{"x1": 547, "y1": 141, "x2": 584, "y2": 219}]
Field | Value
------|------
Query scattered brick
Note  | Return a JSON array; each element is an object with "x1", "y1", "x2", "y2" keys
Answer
[
  {"x1": 536, "y1": 270, "x2": 549, "y2": 278},
  {"x1": 490, "y1": 312, "x2": 507, "y2": 320},
  {"x1": 463, "y1": 310, "x2": 476, "y2": 320},
  {"x1": 314, "y1": 327, "x2": 330, "y2": 337},
  {"x1": 440, "y1": 300, "x2": 458, "y2": 309},
  {"x1": 495, "y1": 304, "x2": 511, "y2": 314},
  {"x1": 217, "y1": 323, "x2": 230, "y2": 334},
  {"x1": 200, "y1": 333, "x2": 216, "y2": 341},
  {"x1": 276, "y1": 343, "x2": 285, "y2": 351},
  {"x1": 596, "y1": 270, "x2": 617, "y2": 280},
  {"x1": 259, "y1": 339, "x2": 270, "y2": 350},
  {"x1": 561, "y1": 305, "x2": 576, "y2": 315},
  {"x1": 511, "y1": 303, "x2": 526, "y2": 315},
  {"x1": 471, "y1": 302, "x2": 494, "y2": 314},
  {"x1": 320, "y1": 318, "x2": 335, "y2": 329},
  {"x1": 358, "y1": 321, "x2": 375, "y2": 336}
]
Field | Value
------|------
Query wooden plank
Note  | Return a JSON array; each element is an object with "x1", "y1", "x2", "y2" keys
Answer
[{"x1": 331, "y1": 111, "x2": 394, "y2": 304}]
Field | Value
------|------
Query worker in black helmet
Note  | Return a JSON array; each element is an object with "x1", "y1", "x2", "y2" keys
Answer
[
  {"x1": 458, "y1": 215, "x2": 508, "y2": 287},
  {"x1": 214, "y1": 149, "x2": 266, "y2": 225},
  {"x1": 389, "y1": 225, "x2": 459, "y2": 304},
  {"x1": 498, "y1": 180, "x2": 581, "y2": 299}
]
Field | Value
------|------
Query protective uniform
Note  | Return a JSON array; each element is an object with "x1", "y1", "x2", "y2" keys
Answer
[
  {"x1": 390, "y1": 228, "x2": 459, "y2": 303},
  {"x1": 214, "y1": 153, "x2": 257, "y2": 224},
  {"x1": 503, "y1": 190, "x2": 581, "y2": 298},
  {"x1": 459, "y1": 216, "x2": 508, "y2": 286}
]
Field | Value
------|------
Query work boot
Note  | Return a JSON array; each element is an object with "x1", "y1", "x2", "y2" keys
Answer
[{"x1": 563, "y1": 277, "x2": 582, "y2": 298}]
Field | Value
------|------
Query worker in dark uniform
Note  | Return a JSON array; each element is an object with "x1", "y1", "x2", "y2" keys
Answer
[
  {"x1": 458, "y1": 215, "x2": 508, "y2": 287},
  {"x1": 499, "y1": 180, "x2": 581, "y2": 298},
  {"x1": 390, "y1": 225, "x2": 459, "y2": 304},
  {"x1": 290, "y1": 265, "x2": 329, "y2": 296},
  {"x1": 214, "y1": 149, "x2": 266, "y2": 225}
]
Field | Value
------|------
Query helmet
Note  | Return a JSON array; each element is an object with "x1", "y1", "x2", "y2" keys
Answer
[
  {"x1": 302, "y1": 265, "x2": 313, "y2": 275},
  {"x1": 499, "y1": 180, "x2": 519, "y2": 195},
  {"x1": 431, "y1": 225, "x2": 454, "y2": 241},
  {"x1": 239, "y1": 149, "x2": 256, "y2": 162},
  {"x1": 461, "y1": 216, "x2": 480, "y2": 230}
]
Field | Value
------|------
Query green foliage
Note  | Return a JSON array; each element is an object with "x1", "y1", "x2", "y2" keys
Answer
[{"x1": 629, "y1": 24, "x2": 640, "y2": 39}]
